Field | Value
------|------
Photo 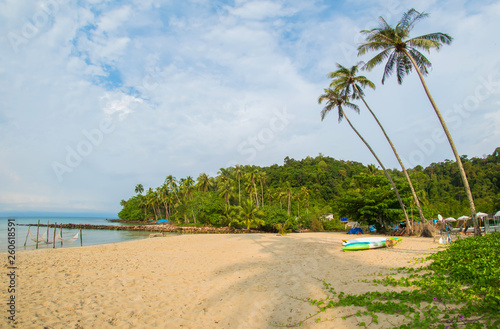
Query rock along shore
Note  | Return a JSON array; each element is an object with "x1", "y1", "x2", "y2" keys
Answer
[{"x1": 18, "y1": 223, "x2": 263, "y2": 234}]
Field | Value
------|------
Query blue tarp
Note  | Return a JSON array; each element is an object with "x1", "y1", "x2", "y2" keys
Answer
[
  {"x1": 156, "y1": 219, "x2": 170, "y2": 223},
  {"x1": 340, "y1": 217, "x2": 348, "y2": 222},
  {"x1": 347, "y1": 227, "x2": 363, "y2": 234}
]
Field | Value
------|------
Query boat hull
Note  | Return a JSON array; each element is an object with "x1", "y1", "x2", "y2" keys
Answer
[{"x1": 342, "y1": 237, "x2": 401, "y2": 252}]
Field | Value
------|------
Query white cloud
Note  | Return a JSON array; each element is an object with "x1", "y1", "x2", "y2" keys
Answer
[{"x1": 1, "y1": 0, "x2": 499, "y2": 215}]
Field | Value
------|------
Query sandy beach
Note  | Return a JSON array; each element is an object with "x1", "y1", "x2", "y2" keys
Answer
[{"x1": 1, "y1": 232, "x2": 440, "y2": 329}]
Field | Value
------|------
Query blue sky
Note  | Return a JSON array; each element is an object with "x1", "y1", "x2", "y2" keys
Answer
[{"x1": 1, "y1": 0, "x2": 499, "y2": 216}]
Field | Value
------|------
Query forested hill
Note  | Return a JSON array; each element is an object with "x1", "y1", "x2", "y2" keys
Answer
[{"x1": 118, "y1": 148, "x2": 500, "y2": 229}]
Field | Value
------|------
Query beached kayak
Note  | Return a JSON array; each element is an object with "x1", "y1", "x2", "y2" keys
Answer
[{"x1": 342, "y1": 237, "x2": 402, "y2": 252}]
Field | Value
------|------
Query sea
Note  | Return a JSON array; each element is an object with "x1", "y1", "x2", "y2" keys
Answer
[{"x1": 0, "y1": 217, "x2": 158, "y2": 253}]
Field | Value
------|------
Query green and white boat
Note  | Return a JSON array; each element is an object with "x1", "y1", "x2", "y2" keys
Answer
[{"x1": 342, "y1": 237, "x2": 402, "y2": 252}]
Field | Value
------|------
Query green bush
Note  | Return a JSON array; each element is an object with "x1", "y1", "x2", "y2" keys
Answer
[
  {"x1": 260, "y1": 206, "x2": 296, "y2": 232},
  {"x1": 322, "y1": 220, "x2": 345, "y2": 231}
]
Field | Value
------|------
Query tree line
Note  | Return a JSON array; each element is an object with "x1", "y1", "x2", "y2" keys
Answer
[{"x1": 118, "y1": 149, "x2": 500, "y2": 231}]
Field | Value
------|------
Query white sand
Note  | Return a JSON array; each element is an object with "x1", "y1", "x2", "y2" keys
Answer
[{"x1": 1, "y1": 232, "x2": 440, "y2": 328}]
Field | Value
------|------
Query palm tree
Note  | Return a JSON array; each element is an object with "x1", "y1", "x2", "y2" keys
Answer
[
  {"x1": 329, "y1": 63, "x2": 425, "y2": 226},
  {"x1": 217, "y1": 178, "x2": 233, "y2": 205},
  {"x1": 196, "y1": 173, "x2": 211, "y2": 192},
  {"x1": 358, "y1": 8, "x2": 479, "y2": 235},
  {"x1": 258, "y1": 171, "x2": 267, "y2": 207},
  {"x1": 246, "y1": 169, "x2": 260, "y2": 208},
  {"x1": 180, "y1": 176, "x2": 196, "y2": 223},
  {"x1": 234, "y1": 165, "x2": 243, "y2": 205},
  {"x1": 285, "y1": 181, "x2": 292, "y2": 216},
  {"x1": 135, "y1": 184, "x2": 144, "y2": 195},
  {"x1": 240, "y1": 199, "x2": 265, "y2": 230},
  {"x1": 319, "y1": 88, "x2": 410, "y2": 224},
  {"x1": 165, "y1": 175, "x2": 181, "y2": 203}
]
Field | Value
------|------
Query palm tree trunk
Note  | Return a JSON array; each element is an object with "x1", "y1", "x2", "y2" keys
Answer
[
  {"x1": 342, "y1": 109, "x2": 410, "y2": 226},
  {"x1": 354, "y1": 85, "x2": 425, "y2": 227},
  {"x1": 238, "y1": 178, "x2": 241, "y2": 205},
  {"x1": 405, "y1": 50, "x2": 479, "y2": 236},
  {"x1": 253, "y1": 182, "x2": 259, "y2": 208}
]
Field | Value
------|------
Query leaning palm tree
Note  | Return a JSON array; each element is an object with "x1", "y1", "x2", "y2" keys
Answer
[
  {"x1": 319, "y1": 88, "x2": 409, "y2": 224},
  {"x1": 329, "y1": 63, "x2": 425, "y2": 226},
  {"x1": 358, "y1": 8, "x2": 479, "y2": 235}
]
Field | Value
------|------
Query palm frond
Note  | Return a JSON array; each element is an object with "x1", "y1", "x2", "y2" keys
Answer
[
  {"x1": 362, "y1": 48, "x2": 393, "y2": 71},
  {"x1": 407, "y1": 32, "x2": 453, "y2": 51},
  {"x1": 407, "y1": 48, "x2": 431, "y2": 75},
  {"x1": 399, "y1": 9, "x2": 429, "y2": 31},
  {"x1": 356, "y1": 76, "x2": 376, "y2": 90},
  {"x1": 381, "y1": 52, "x2": 396, "y2": 84},
  {"x1": 395, "y1": 52, "x2": 413, "y2": 84},
  {"x1": 344, "y1": 101, "x2": 360, "y2": 114},
  {"x1": 354, "y1": 83, "x2": 366, "y2": 97}
]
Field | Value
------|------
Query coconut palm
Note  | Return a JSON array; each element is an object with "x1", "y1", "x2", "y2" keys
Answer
[
  {"x1": 196, "y1": 173, "x2": 211, "y2": 192},
  {"x1": 329, "y1": 62, "x2": 426, "y2": 226},
  {"x1": 135, "y1": 184, "x2": 144, "y2": 195},
  {"x1": 285, "y1": 181, "x2": 292, "y2": 216},
  {"x1": 234, "y1": 164, "x2": 243, "y2": 205},
  {"x1": 258, "y1": 171, "x2": 267, "y2": 207},
  {"x1": 217, "y1": 178, "x2": 233, "y2": 205},
  {"x1": 319, "y1": 88, "x2": 409, "y2": 223},
  {"x1": 240, "y1": 199, "x2": 265, "y2": 230},
  {"x1": 358, "y1": 8, "x2": 479, "y2": 235},
  {"x1": 246, "y1": 169, "x2": 260, "y2": 208}
]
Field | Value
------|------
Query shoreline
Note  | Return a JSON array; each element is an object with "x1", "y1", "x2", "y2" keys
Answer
[{"x1": 1, "y1": 232, "x2": 440, "y2": 328}]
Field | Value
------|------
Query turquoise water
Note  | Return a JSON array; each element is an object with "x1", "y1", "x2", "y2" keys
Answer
[{"x1": 0, "y1": 217, "x2": 157, "y2": 252}]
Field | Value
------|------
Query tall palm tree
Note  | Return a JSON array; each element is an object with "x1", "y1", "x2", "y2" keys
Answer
[
  {"x1": 246, "y1": 169, "x2": 260, "y2": 208},
  {"x1": 196, "y1": 173, "x2": 211, "y2": 192},
  {"x1": 165, "y1": 175, "x2": 180, "y2": 202},
  {"x1": 329, "y1": 63, "x2": 425, "y2": 226},
  {"x1": 358, "y1": 8, "x2": 479, "y2": 235},
  {"x1": 234, "y1": 165, "x2": 243, "y2": 205},
  {"x1": 217, "y1": 179, "x2": 233, "y2": 205},
  {"x1": 319, "y1": 88, "x2": 409, "y2": 223},
  {"x1": 258, "y1": 171, "x2": 267, "y2": 207},
  {"x1": 285, "y1": 181, "x2": 292, "y2": 216}
]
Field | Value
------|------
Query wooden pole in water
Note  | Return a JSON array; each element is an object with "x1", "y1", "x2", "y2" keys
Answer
[
  {"x1": 24, "y1": 225, "x2": 30, "y2": 247},
  {"x1": 36, "y1": 220, "x2": 40, "y2": 249},
  {"x1": 60, "y1": 223, "x2": 63, "y2": 247},
  {"x1": 80, "y1": 227, "x2": 83, "y2": 246},
  {"x1": 46, "y1": 220, "x2": 49, "y2": 244},
  {"x1": 53, "y1": 222, "x2": 57, "y2": 248}
]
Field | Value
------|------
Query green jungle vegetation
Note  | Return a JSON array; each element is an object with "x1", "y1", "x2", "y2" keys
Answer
[{"x1": 118, "y1": 148, "x2": 500, "y2": 233}]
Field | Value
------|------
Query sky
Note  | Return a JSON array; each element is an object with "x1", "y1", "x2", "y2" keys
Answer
[{"x1": 1, "y1": 0, "x2": 499, "y2": 217}]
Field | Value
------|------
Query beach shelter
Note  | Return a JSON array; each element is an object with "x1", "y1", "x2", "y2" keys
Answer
[
  {"x1": 477, "y1": 212, "x2": 488, "y2": 218},
  {"x1": 156, "y1": 219, "x2": 170, "y2": 223},
  {"x1": 492, "y1": 211, "x2": 500, "y2": 230},
  {"x1": 444, "y1": 217, "x2": 457, "y2": 222}
]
